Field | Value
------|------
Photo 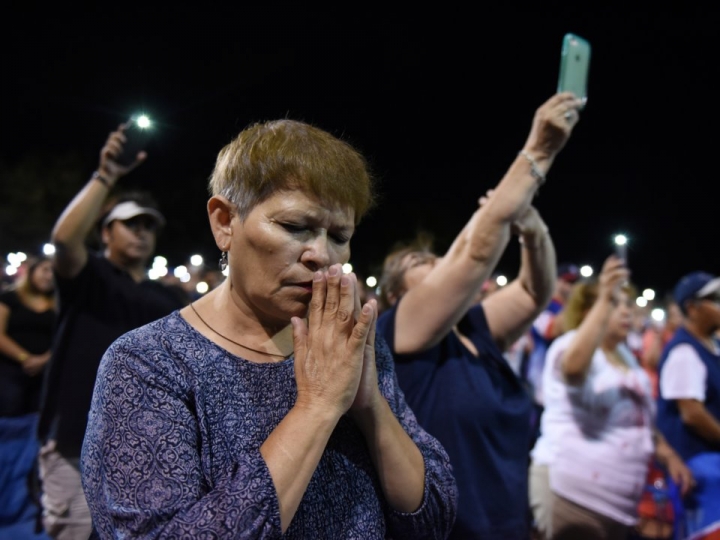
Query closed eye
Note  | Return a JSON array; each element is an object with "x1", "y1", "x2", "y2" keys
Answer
[
  {"x1": 280, "y1": 223, "x2": 307, "y2": 234},
  {"x1": 330, "y1": 232, "x2": 351, "y2": 245}
]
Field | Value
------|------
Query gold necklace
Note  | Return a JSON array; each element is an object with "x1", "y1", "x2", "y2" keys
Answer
[{"x1": 190, "y1": 302, "x2": 293, "y2": 360}]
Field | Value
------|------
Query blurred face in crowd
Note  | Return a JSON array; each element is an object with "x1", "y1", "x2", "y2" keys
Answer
[
  {"x1": 556, "y1": 278, "x2": 576, "y2": 302},
  {"x1": 665, "y1": 302, "x2": 683, "y2": 332},
  {"x1": 400, "y1": 253, "x2": 439, "y2": 294},
  {"x1": 687, "y1": 292, "x2": 720, "y2": 334},
  {"x1": 103, "y1": 215, "x2": 157, "y2": 267},
  {"x1": 607, "y1": 290, "x2": 634, "y2": 341},
  {"x1": 29, "y1": 260, "x2": 54, "y2": 295}
]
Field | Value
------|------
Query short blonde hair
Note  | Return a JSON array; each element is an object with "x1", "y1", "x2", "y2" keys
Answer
[
  {"x1": 208, "y1": 119, "x2": 375, "y2": 224},
  {"x1": 377, "y1": 233, "x2": 436, "y2": 312},
  {"x1": 564, "y1": 280, "x2": 638, "y2": 330}
]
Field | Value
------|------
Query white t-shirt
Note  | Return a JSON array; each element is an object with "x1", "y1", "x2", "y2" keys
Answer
[
  {"x1": 531, "y1": 330, "x2": 655, "y2": 525},
  {"x1": 659, "y1": 343, "x2": 712, "y2": 401}
]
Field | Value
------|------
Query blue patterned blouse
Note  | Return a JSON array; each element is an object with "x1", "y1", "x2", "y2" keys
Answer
[{"x1": 81, "y1": 311, "x2": 457, "y2": 539}]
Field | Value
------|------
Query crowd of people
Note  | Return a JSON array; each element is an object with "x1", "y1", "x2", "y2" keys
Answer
[{"x1": 0, "y1": 90, "x2": 718, "y2": 540}]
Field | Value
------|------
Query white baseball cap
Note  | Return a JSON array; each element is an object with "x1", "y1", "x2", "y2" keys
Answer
[{"x1": 102, "y1": 201, "x2": 166, "y2": 229}]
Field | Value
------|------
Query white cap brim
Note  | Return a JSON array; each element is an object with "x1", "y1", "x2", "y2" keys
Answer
[
  {"x1": 102, "y1": 201, "x2": 165, "y2": 228},
  {"x1": 697, "y1": 276, "x2": 720, "y2": 298}
]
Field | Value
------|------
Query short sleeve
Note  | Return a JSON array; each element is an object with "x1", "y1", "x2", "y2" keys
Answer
[
  {"x1": 532, "y1": 310, "x2": 555, "y2": 339},
  {"x1": 659, "y1": 344, "x2": 707, "y2": 401}
]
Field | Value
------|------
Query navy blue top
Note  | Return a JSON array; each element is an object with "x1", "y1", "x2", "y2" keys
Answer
[
  {"x1": 657, "y1": 327, "x2": 720, "y2": 461},
  {"x1": 377, "y1": 302, "x2": 533, "y2": 539}
]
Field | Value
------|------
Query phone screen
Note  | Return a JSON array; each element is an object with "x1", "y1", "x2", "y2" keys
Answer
[
  {"x1": 557, "y1": 33, "x2": 591, "y2": 108},
  {"x1": 116, "y1": 119, "x2": 152, "y2": 167},
  {"x1": 615, "y1": 243, "x2": 628, "y2": 266}
]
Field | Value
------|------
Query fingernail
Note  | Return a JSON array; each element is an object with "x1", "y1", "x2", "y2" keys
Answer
[
  {"x1": 328, "y1": 265, "x2": 339, "y2": 277},
  {"x1": 313, "y1": 271, "x2": 323, "y2": 282},
  {"x1": 341, "y1": 275, "x2": 349, "y2": 286},
  {"x1": 362, "y1": 304, "x2": 371, "y2": 314}
]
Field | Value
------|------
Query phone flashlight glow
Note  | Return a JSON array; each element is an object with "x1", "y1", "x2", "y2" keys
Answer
[
  {"x1": 613, "y1": 234, "x2": 628, "y2": 264},
  {"x1": 135, "y1": 115, "x2": 151, "y2": 129}
]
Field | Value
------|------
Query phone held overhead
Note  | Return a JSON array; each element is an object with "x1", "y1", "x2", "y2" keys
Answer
[
  {"x1": 116, "y1": 114, "x2": 153, "y2": 167},
  {"x1": 558, "y1": 33, "x2": 591, "y2": 110}
]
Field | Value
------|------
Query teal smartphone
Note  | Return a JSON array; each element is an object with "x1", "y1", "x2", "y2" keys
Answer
[{"x1": 557, "y1": 33, "x2": 591, "y2": 109}]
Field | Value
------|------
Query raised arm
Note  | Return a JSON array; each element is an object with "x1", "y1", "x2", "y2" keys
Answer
[
  {"x1": 51, "y1": 125, "x2": 145, "y2": 279},
  {"x1": 483, "y1": 205, "x2": 556, "y2": 350},
  {"x1": 394, "y1": 93, "x2": 582, "y2": 354},
  {"x1": 560, "y1": 256, "x2": 628, "y2": 383}
]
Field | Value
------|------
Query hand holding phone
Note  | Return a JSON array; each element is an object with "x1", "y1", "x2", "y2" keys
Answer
[
  {"x1": 613, "y1": 234, "x2": 628, "y2": 267},
  {"x1": 115, "y1": 116, "x2": 153, "y2": 167},
  {"x1": 558, "y1": 33, "x2": 591, "y2": 108}
]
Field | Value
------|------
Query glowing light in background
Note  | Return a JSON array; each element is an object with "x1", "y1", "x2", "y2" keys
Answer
[
  {"x1": 196, "y1": 282, "x2": 209, "y2": 294},
  {"x1": 651, "y1": 308, "x2": 665, "y2": 323}
]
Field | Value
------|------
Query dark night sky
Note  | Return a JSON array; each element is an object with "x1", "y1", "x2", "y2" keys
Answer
[{"x1": 2, "y1": 4, "x2": 717, "y2": 299}]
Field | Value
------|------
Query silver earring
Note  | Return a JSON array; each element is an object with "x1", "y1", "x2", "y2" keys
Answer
[{"x1": 218, "y1": 251, "x2": 228, "y2": 271}]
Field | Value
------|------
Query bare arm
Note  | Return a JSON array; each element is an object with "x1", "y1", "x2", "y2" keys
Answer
[
  {"x1": 0, "y1": 301, "x2": 50, "y2": 375},
  {"x1": 394, "y1": 93, "x2": 582, "y2": 354},
  {"x1": 676, "y1": 398, "x2": 720, "y2": 446},
  {"x1": 484, "y1": 206, "x2": 556, "y2": 350},
  {"x1": 259, "y1": 404, "x2": 344, "y2": 533},
  {"x1": 351, "y1": 397, "x2": 425, "y2": 512},
  {"x1": 52, "y1": 126, "x2": 145, "y2": 279},
  {"x1": 0, "y1": 301, "x2": 29, "y2": 362},
  {"x1": 560, "y1": 256, "x2": 628, "y2": 383},
  {"x1": 653, "y1": 428, "x2": 695, "y2": 496}
]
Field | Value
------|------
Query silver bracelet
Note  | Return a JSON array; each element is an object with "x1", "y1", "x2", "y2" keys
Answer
[
  {"x1": 518, "y1": 151, "x2": 546, "y2": 187},
  {"x1": 91, "y1": 170, "x2": 112, "y2": 189}
]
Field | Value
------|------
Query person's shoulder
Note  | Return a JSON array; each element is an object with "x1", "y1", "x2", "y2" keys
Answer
[
  {"x1": 100, "y1": 311, "x2": 198, "y2": 394},
  {"x1": 549, "y1": 329, "x2": 576, "y2": 350},
  {"x1": 141, "y1": 280, "x2": 190, "y2": 308},
  {"x1": 664, "y1": 342, "x2": 703, "y2": 365},
  {"x1": 0, "y1": 289, "x2": 18, "y2": 305},
  {"x1": 109, "y1": 310, "x2": 183, "y2": 354},
  {"x1": 54, "y1": 251, "x2": 107, "y2": 286}
]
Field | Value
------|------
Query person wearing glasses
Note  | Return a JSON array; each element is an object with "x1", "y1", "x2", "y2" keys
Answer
[{"x1": 657, "y1": 271, "x2": 720, "y2": 540}]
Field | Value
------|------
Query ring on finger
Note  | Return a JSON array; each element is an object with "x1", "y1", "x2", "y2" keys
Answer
[{"x1": 564, "y1": 110, "x2": 574, "y2": 122}]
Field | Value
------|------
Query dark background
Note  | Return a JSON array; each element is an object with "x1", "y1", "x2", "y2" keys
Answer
[{"x1": 2, "y1": 4, "x2": 717, "y2": 299}]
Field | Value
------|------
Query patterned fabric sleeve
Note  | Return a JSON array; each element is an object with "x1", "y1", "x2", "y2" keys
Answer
[
  {"x1": 374, "y1": 335, "x2": 458, "y2": 539},
  {"x1": 81, "y1": 333, "x2": 283, "y2": 540}
]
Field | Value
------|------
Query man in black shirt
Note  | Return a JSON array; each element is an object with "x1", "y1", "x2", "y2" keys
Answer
[{"x1": 37, "y1": 124, "x2": 187, "y2": 540}]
